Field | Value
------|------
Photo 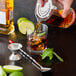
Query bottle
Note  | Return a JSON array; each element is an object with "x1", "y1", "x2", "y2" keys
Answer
[
  {"x1": 35, "y1": 0, "x2": 75, "y2": 28},
  {"x1": 0, "y1": 0, "x2": 14, "y2": 35}
]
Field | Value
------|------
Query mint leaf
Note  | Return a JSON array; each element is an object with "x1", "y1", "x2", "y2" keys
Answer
[
  {"x1": 41, "y1": 48, "x2": 64, "y2": 62},
  {"x1": 41, "y1": 48, "x2": 53, "y2": 60},
  {"x1": 37, "y1": 32, "x2": 46, "y2": 36},
  {"x1": 53, "y1": 52, "x2": 63, "y2": 62},
  {"x1": 48, "y1": 53, "x2": 53, "y2": 60},
  {"x1": 49, "y1": 54, "x2": 53, "y2": 60}
]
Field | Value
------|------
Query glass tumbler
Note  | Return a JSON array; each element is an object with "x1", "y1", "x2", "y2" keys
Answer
[{"x1": 27, "y1": 24, "x2": 48, "y2": 54}]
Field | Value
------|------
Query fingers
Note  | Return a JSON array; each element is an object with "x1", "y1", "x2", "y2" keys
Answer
[
  {"x1": 44, "y1": 0, "x2": 48, "y2": 2},
  {"x1": 62, "y1": 2, "x2": 70, "y2": 18},
  {"x1": 58, "y1": 0, "x2": 64, "y2": 3},
  {"x1": 62, "y1": 0, "x2": 73, "y2": 18},
  {"x1": 38, "y1": 0, "x2": 48, "y2": 7},
  {"x1": 62, "y1": 8, "x2": 70, "y2": 18},
  {"x1": 38, "y1": 0, "x2": 44, "y2": 7}
]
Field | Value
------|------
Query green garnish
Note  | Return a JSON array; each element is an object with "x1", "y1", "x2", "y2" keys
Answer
[
  {"x1": 53, "y1": 52, "x2": 63, "y2": 62},
  {"x1": 41, "y1": 48, "x2": 53, "y2": 60},
  {"x1": 3, "y1": 65, "x2": 23, "y2": 73},
  {"x1": 41, "y1": 48, "x2": 63, "y2": 62},
  {"x1": 37, "y1": 32, "x2": 46, "y2": 36},
  {"x1": 0, "y1": 66, "x2": 7, "y2": 76},
  {"x1": 17, "y1": 17, "x2": 35, "y2": 35},
  {"x1": 9, "y1": 72, "x2": 24, "y2": 76}
]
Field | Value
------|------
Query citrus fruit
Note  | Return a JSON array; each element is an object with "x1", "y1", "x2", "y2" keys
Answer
[
  {"x1": 18, "y1": 20, "x2": 35, "y2": 35},
  {"x1": 3, "y1": 65, "x2": 23, "y2": 73},
  {"x1": 0, "y1": 66, "x2": 7, "y2": 76},
  {"x1": 58, "y1": 8, "x2": 75, "y2": 28},
  {"x1": 9, "y1": 72, "x2": 24, "y2": 76},
  {"x1": 17, "y1": 17, "x2": 28, "y2": 25}
]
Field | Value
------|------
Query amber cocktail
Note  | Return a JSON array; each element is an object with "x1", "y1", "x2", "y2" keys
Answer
[{"x1": 27, "y1": 24, "x2": 48, "y2": 54}]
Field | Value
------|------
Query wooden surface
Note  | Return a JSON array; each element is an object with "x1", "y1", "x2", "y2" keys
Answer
[
  {"x1": 0, "y1": 25, "x2": 76, "y2": 76},
  {"x1": 0, "y1": 0, "x2": 76, "y2": 76}
]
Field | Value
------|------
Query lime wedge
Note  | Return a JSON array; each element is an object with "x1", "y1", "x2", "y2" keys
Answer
[
  {"x1": 17, "y1": 17, "x2": 28, "y2": 25},
  {"x1": 9, "y1": 72, "x2": 24, "y2": 76},
  {"x1": 18, "y1": 20, "x2": 35, "y2": 35},
  {"x1": 3, "y1": 65, "x2": 23, "y2": 73},
  {"x1": 0, "y1": 66, "x2": 7, "y2": 76},
  {"x1": 37, "y1": 32, "x2": 46, "y2": 36}
]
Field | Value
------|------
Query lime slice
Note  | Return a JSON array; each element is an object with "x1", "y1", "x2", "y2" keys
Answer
[
  {"x1": 0, "y1": 66, "x2": 7, "y2": 76},
  {"x1": 17, "y1": 17, "x2": 28, "y2": 25},
  {"x1": 9, "y1": 72, "x2": 24, "y2": 76},
  {"x1": 3, "y1": 65, "x2": 23, "y2": 73},
  {"x1": 18, "y1": 20, "x2": 35, "y2": 35},
  {"x1": 37, "y1": 32, "x2": 46, "y2": 36}
]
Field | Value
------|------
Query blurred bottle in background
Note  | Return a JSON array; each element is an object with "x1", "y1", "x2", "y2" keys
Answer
[{"x1": 0, "y1": 0, "x2": 14, "y2": 35}]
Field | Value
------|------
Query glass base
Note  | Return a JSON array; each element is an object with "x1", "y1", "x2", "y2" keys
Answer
[{"x1": 27, "y1": 47, "x2": 47, "y2": 55}]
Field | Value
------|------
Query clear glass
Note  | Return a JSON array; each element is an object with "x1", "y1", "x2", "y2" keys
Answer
[{"x1": 27, "y1": 24, "x2": 48, "y2": 54}]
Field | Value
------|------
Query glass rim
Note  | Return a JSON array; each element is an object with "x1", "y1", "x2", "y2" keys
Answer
[{"x1": 27, "y1": 23, "x2": 48, "y2": 36}]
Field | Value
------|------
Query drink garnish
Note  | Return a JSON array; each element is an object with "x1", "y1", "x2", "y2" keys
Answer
[
  {"x1": 41, "y1": 48, "x2": 63, "y2": 62},
  {"x1": 17, "y1": 17, "x2": 28, "y2": 25},
  {"x1": 9, "y1": 40, "x2": 13, "y2": 44},
  {"x1": 3, "y1": 65, "x2": 23, "y2": 73},
  {"x1": 0, "y1": 66, "x2": 7, "y2": 76},
  {"x1": 41, "y1": 48, "x2": 53, "y2": 60},
  {"x1": 0, "y1": 65, "x2": 24, "y2": 76},
  {"x1": 37, "y1": 32, "x2": 46, "y2": 36},
  {"x1": 17, "y1": 17, "x2": 35, "y2": 35},
  {"x1": 53, "y1": 52, "x2": 63, "y2": 62},
  {"x1": 9, "y1": 72, "x2": 24, "y2": 76}
]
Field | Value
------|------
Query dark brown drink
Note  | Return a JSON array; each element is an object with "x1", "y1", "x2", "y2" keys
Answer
[
  {"x1": 46, "y1": 8, "x2": 75, "y2": 28},
  {"x1": 27, "y1": 24, "x2": 48, "y2": 53},
  {"x1": 27, "y1": 35, "x2": 47, "y2": 51}
]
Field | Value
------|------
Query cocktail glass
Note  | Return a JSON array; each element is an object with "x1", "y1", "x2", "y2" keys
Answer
[{"x1": 27, "y1": 24, "x2": 48, "y2": 54}]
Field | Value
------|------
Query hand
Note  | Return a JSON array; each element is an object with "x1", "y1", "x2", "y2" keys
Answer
[
  {"x1": 37, "y1": 0, "x2": 73, "y2": 18},
  {"x1": 38, "y1": 0, "x2": 48, "y2": 7},
  {"x1": 58, "y1": 0, "x2": 73, "y2": 18}
]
